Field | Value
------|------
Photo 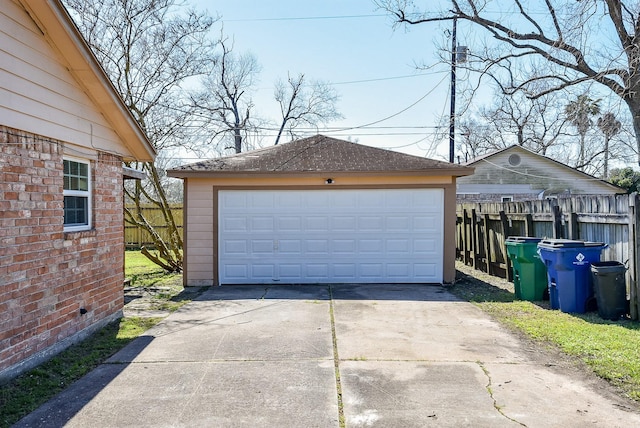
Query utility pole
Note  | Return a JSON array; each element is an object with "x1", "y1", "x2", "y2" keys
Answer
[{"x1": 449, "y1": 18, "x2": 457, "y2": 164}]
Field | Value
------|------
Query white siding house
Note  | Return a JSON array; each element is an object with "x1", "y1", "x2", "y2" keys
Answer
[{"x1": 457, "y1": 145, "x2": 623, "y2": 202}]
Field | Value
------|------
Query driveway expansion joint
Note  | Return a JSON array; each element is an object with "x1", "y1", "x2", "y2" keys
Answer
[{"x1": 329, "y1": 285, "x2": 346, "y2": 428}]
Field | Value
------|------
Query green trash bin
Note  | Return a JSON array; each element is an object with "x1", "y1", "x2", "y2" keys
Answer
[
  {"x1": 590, "y1": 261, "x2": 628, "y2": 320},
  {"x1": 505, "y1": 237, "x2": 548, "y2": 301}
]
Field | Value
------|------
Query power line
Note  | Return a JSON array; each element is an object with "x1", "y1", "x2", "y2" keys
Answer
[{"x1": 222, "y1": 14, "x2": 386, "y2": 23}]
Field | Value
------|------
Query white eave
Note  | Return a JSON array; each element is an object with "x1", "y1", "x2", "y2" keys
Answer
[{"x1": 19, "y1": 0, "x2": 156, "y2": 162}]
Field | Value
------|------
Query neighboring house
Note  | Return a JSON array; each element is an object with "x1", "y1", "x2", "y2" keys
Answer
[
  {"x1": 457, "y1": 145, "x2": 624, "y2": 202},
  {"x1": 0, "y1": 0, "x2": 155, "y2": 381},
  {"x1": 167, "y1": 135, "x2": 473, "y2": 286}
]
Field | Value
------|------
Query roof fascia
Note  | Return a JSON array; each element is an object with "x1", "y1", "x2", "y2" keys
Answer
[{"x1": 20, "y1": 0, "x2": 156, "y2": 162}]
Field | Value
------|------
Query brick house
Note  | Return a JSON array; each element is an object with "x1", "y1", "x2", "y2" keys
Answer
[{"x1": 0, "y1": 0, "x2": 155, "y2": 381}]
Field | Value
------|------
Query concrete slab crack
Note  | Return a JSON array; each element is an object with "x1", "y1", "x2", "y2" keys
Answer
[
  {"x1": 329, "y1": 285, "x2": 345, "y2": 428},
  {"x1": 477, "y1": 361, "x2": 527, "y2": 427},
  {"x1": 259, "y1": 287, "x2": 270, "y2": 299}
]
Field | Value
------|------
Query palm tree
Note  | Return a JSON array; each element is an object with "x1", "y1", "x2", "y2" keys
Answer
[
  {"x1": 565, "y1": 94, "x2": 601, "y2": 169},
  {"x1": 597, "y1": 112, "x2": 622, "y2": 179}
]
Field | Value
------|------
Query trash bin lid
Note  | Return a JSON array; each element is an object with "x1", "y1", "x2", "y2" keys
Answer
[
  {"x1": 506, "y1": 236, "x2": 542, "y2": 243},
  {"x1": 538, "y1": 239, "x2": 586, "y2": 248},
  {"x1": 537, "y1": 239, "x2": 606, "y2": 249}
]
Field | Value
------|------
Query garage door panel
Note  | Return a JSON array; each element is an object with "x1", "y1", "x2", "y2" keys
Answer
[
  {"x1": 334, "y1": 263, "x2": 357, "y2": 278},
  {"x1": 251, "y1": 240, "x2": 274, "y2": 254},
  {"x1": 387, "y1": 216, "x2": 411, "y2": 231},
  {"x1": 252, "y1": 264, "x2": 275, "y2": 278},
  {"x1": 279, "y1": 264, "x2": 302, "y2": 278},
  {"x1": 224, "y1": 264, "x2": 249, "y2": 279},
  {"x1": 414, "y1": 239, "x2": 438, "y2": 253},
  {"x1": 221, "y1": 192, "x2": 248, "y2": 209},
  {"x1": 360, "y1": 263, "x2": 384, "y2": 278},
  {"x1": 387, "y1": 263, "x2": 411, "y2": 278},
  {"x1": 279, "y1": 239, "x2": 302, "y2": 253},
  {"x1": 306, "y1": 216, "x2": 329, "y2": 231},
  {"x1": 251, "y1": 217, "x2": 274, "y2": 232},
  {"x1": 306, "y1": 240, "x2": 329, "y2": 253},
  {"x1": 387, "y1": 239, "x2": 410, "y2": 253},
  {"x1": 360, "y1": 239, "x2": 384, "y2": 252},
  {"x1": 306, "y1": 264, "x2": 329, "y2": 278},
  {"x1": 359, "y1": 216, "x2": 384, "y2": 231},
  {"x1": 333, "y1": 192, "x2": 357, "y2": 208},
  {"x1": 415, "y1": 263, "x2": 437, "y2": 278},
  {"x1": 278, "y1": 216, "x2": 302, "y2": 231},
  {"x1": 222, "y1": 217, "x2": 248, "y2": 232},
  {"x1": 333, "y1": 216, "x2": 357, "y2": 231},
  {"x1": 250, "y1": 193, "x2": 275, "y2": 208},
  {"x1": 224, "y1": 240, "x2": 247, "y2": 254},
  {"x1": 358, "y1": 192, "x2": 385, "y2": 208},
  {"x1": 334, "y1": 239, "x2": 356, "y2": 254},
  {"x1": 219, "y1": 189, "x2": 443, "y2": 284}
]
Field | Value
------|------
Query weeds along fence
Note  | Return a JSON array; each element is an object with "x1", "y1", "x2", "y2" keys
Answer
[
  {"x1": 124, "y1": 204, "x2": 183, "y2": 250},
  {"x1": 456, "y1": 194, "x2": 640, "y2": 320}
]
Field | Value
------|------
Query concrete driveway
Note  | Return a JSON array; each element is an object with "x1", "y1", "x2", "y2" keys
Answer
[{"x1": 16, "y1": 284, "x2": 640, "y2": 427}]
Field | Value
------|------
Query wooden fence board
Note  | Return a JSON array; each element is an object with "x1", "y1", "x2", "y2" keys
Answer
[
  {"x1": 456, "y1": 194, "x2": 639, "y2": 320},
  {"x1": 124, "y1": 204, "x2": 183, "y2": 249}
]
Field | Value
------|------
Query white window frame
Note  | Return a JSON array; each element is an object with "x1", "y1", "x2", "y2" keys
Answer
[
  {"x1": 501, "y1": 196, "x2": 513, "y2": 202},
  {"x1": 63, "y1": 156, "x2": 92, "y2": 232}
]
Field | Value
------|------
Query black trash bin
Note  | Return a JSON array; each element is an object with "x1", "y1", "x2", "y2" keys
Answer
[{"x1": 590, "y1": 261, "x2": 628, "y2": 320}]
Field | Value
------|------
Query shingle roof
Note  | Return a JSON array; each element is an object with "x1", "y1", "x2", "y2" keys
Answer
[{"x1": 168, "y1": 135, "x2": 473, "y2": 177}]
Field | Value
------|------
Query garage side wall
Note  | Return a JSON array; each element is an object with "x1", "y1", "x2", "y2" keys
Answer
[{"x1": 182, "y1": 178, "x2": 216, "y2": 286}]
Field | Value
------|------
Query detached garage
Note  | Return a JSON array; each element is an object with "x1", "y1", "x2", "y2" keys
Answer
[{"x1": 168, "y1": 135, "x2": 473, "y2": 286}]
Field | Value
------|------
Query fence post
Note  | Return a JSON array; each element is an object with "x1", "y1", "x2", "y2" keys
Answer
[
  {"x1": 629, "y1": 193, "x2": 639, "y2": 320},
  {"x1": 568, "y1": 212, "x2": 579, "y2": 240},
  {"x1": 500, "y1": 211, "x2": 513, "y2": 281},
  {"x1": 552, "y1": 204, "x2": 563, "y2": 238},
  {"x1": 483, "y1": 214, "x2": 492, "y2": 275},
  {"x1": 472, "y1": 209, "x2": 480, "y2": 270},
  {"x1": 525, "y1": 213, "x2": 534, "y2": 237}
]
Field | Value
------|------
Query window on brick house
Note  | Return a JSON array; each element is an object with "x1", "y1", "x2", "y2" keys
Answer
[{"x1": 63, "y1": 158, "x2": 91, "y2": 231}]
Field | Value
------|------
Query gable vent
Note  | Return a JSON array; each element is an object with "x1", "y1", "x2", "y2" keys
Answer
[{"x1": 508, "y1": 153, "x2": 521, "y2": 166}]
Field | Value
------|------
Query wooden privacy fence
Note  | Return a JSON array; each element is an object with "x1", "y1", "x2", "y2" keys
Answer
[
  {"x1": 456, "y1": 194, "x2": 640, "y2": 320},
  {"x1": 125, "y1": 204, "x2": 183, "y2": 249}
]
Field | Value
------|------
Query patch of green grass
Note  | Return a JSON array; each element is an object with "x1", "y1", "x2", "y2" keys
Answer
[
  {"x1": 125, "y1": 250, "x2": 180, "y2": 288},
  {"x1": 125, "y1": 250, "x2": 166, "y2": 277},
  {"x1": 451, "y1": 267, "x2": 640, "y2": 401},
  {"x1": 0, "y1": 317, "x2": 162, "y2": 427}
]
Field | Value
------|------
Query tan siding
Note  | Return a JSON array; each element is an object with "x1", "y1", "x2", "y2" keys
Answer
[
  {"x1": 184, "y1": 179, "x2": 215, "y2": 286},
  {"x1": 0, "y1": 1, "x2": 128, "y2": 155}
]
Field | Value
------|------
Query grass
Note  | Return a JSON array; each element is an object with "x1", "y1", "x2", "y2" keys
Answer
[
  {"x1": 0, "y1": 251, "x2": 190, "y2": 427},
  {"x1": 452, "y1": 263, "x2": 640, "y2": 401},
  {"x1": 124, "y1": 250, "x2": 180, "y2": 288}
]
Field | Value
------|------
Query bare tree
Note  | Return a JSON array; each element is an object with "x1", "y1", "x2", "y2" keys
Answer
[
  {"x1": 193, "y1": 35, "x2": 261, "y2": 154},
  {"x1": 565, "y1": 94, "x2": 601, "y2": 168},
  {"x1": 376, "y1": 0, "x2": 640, "y2": 165},
  {"x1": 597, "y1": 112, "x2": 622, "y2": 178},
  {"x1": 273, "y1": 73, "x2": 343, "y2": 145},
  {"x1": 193, "y1": 43, "x2": 342, "y2": 151},
  {"x1": 65, "y1": 0, "x2": 217, "y2": 271}
]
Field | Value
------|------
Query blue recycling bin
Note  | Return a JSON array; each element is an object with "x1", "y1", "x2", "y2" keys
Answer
[{"x1": 537, "y1": 239, "x2": 606, "y2": 313}]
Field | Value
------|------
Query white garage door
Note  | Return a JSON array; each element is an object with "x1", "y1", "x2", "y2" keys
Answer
[{"x1": 218, "y1": 189, "x2": 444, "y2": 284}]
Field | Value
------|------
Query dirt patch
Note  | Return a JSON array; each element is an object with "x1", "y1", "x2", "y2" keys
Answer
[{"x1": 123, "y1": 275, "x2": 206, "y2": 318}]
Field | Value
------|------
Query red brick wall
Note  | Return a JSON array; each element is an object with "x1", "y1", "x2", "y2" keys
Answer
[{"x1": 0, "y1": 126, "x2": 125, "y2": 376}]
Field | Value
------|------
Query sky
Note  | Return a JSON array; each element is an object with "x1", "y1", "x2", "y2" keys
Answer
[{"x1": 189, "y1": 0, "x2": 465, "y2": 161}]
